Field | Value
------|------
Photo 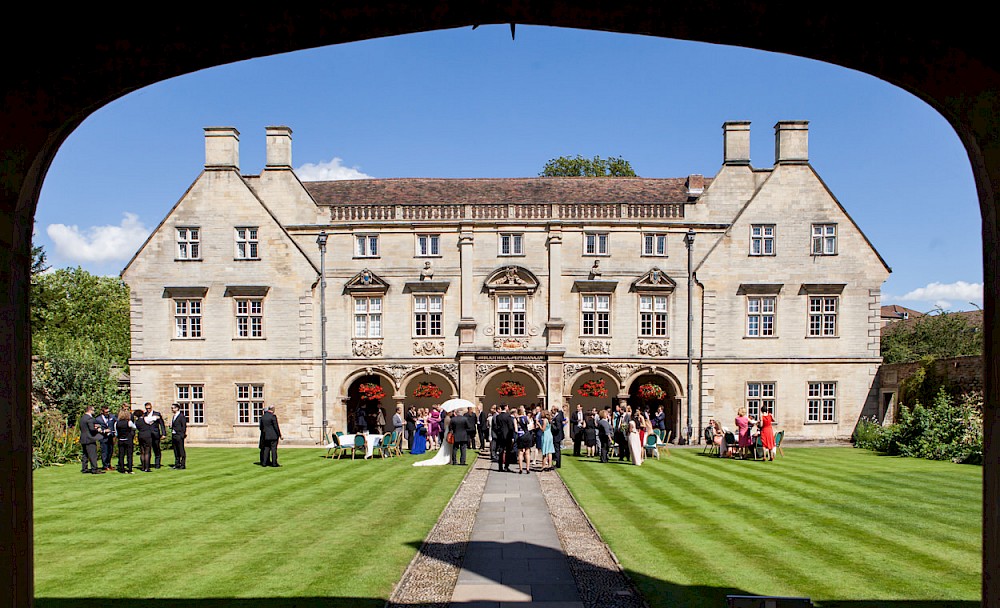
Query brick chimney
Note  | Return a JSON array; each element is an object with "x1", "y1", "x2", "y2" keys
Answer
[
  {"x1": 723, "y1": 121, "x2": 751, "y2": 165},
  {"x1": 686, "y1": 174, "x2": 705, "y2": 198},
  {"x1": 265, "y1": 126, "x2": 293, "y2": 169},
  {"x1": 774, "y1": 120, "x2": 809, "y2": 164},
  {"x1": 204, "y1": 127, "x2": 240, "y2": 171}
]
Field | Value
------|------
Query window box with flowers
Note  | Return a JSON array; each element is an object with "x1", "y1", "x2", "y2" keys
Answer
[
  {"x1": 496, "y1": 381, "x2": 527, "y2": 397},
  {"x1": 358, "y1": 383, "x2": 386, "y2": 402},
  {"x1": 637, "y1": 383, "x2": 667, "y2": 402},
  {"x1": 412, "y1": 382, "x2": 444, "y2": 399},
  {"x1": 577, "y1": 378, "x2": 609, "y2": 398}
]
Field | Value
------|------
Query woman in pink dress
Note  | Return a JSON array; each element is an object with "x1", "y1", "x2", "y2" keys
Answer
[
  {"x1": 735, "y1": 407, "x2": 752, "y2": 459},
  {"x1": 759, "y1": 405, "x2": 776, "y2": 461},
  {"x1": 427, "y1": 407, "x2": 441, "y2": 451}
]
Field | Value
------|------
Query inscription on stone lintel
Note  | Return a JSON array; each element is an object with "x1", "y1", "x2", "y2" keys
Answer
[{"x1": 475, "y1": 354, "x2": 547, "y2": 361}]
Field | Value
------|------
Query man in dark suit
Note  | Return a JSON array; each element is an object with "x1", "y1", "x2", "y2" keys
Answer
[
  {"x1": 465, "y1": 408, "x2": 478, "y2": 450},
  {"x1": 78, "y1": 405, "x2": 104, "y2": 474},
  {"x1": 169, "y1": 403, "x2": 187, "y2": 469},
  {"x1": 94, "y1": 405, "x2": 116, "y2": 471},
  {"x1": 492, "y1": 403, "x2": 515, "y2": 472},
  {"x1": 597, "y1": 409, "x2": 614, "y2": 463},
  {"x1": 572, "y1": 406, "x2": 585, "y2": 456},
  {"x1": 550, "y1": 404, "x2": 566, "y2": 469},
  {"x1": 144, "y1": 402, "x2": 166, "y2": 469},
  {"x1": 449, "y1": 409, "x2": 474, "y2": 465},
  {"x1": 478, "y1": 405, "x2": 489, "y2": 452},
  {"x1": 405, "y1": 406, "x2": 417, "y2": 451},
  {"x1": 259, "y1": 405, "x2": 282, "y2": 467}
]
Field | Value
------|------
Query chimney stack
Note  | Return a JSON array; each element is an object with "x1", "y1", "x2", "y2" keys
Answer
[
  {"x1": 204, "y1": 127, "x2": 240, "y2": 171},
  {"x1": 723, "y1": 121, "x2": 751, "y2": 165},
  {"x1": 774, "y1": 121, "x2": 809, "y2": 164},
  {"x1": 265, "y1": 126, "x2": 293, "y2": 169}
]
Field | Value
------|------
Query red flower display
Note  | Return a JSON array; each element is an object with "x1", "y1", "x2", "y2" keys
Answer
[
  {"x1": 577, "y1": 378, "x2": 609, "y2": 398},
  {"x1": 637, "y1": 383, "x2": 666, "y2": 402},
  {"x1": 358, "y1": 382, "x2": 386, "y2": 401},
  {"x1": 496, "y1": 381, "x2": 527, "y2": 397},
  {"x1": 413, "y1": 382, "x2": 444, "y2": 399}
]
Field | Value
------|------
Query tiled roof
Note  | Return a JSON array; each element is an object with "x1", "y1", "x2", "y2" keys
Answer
[
  {"x1": 302, "y1": 177, "x2": 704, "y2": 206},
  {"x1": 880, "y1": 304, "x2": 925, "y2": 320}
]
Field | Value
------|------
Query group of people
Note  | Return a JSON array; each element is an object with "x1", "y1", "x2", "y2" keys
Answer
[
  {"x1": 78, "y1": 402, "x2": 186, "y2": 474},
  {"x1": 407, "y1": 405, "x2": 482, "y2": 464},
  {"x1": 485, "y1": 403, "x2": 565, "y2": 473},
  {"x1": 568, "y1": 403, "x2": 662, "y2": 466},
  {"x1": 709, "y1": 405, "x2": 778, "y2": 460}
]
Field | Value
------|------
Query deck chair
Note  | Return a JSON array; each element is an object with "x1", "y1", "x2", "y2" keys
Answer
[
  {"x1": 644, "y1": 434, "x2": 660, "y2": 459},
  {"x1": 774, "y1": 430, "x2": 785, "y2": 457},
  {"x1": 352, "y1": 434, "x2": 366, "y2": 460},
  {"x1": 703, "y1": 427, "x2": 718, "y2": 455}
]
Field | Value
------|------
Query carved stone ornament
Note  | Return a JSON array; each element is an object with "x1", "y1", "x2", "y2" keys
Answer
[
  {"x1": 384, "y1": 364, "x2": 416, "y2": 384},
  {"x1": 483, "y1": 325, "x2": 495, "y2": 337},
  {"x1": 352, "y1": 340, "x2": 383, "y2": 358},
  {"x1": 499, "y1": 266, "x2": 525, "y2": 285},
  {"x1": 413, "y1": 341, "x2": 445, "y2": 356},
  {"x1": 580, "y1": 340, "x2": 611, "y2": 355},
  {"x1": 637, "y1": 340, "x2": 669, "y2": 357},
  {"x1": 606, "y1": 363, "x2": 641, "y2": 383},
  {"x1": 494, "y1": 337, "x2": 530, "y2": 349},
  {"x1": 563, "y1": 363, "x2": 589, "y2": 381},
  {"x1": 527, "y1": 325, "x2": 541, "y2": 337},
  {"x1": 524, "y1": 364, "x2": 547, "y2": 384},
  {"x1": 477, "y1": 364, "x2": 501, "y2": 383},
  {"x1": 433, "y1": 364, "x2": 459, "y2": 385}
]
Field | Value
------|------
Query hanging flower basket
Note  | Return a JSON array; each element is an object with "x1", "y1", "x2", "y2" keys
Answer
[
  {"x1": 496, "y1": 381, "x2": 527, "y2": 397},
  {"x1": 358, "y1": 382, "x2": 386, "y2": 401},
  {"x1": 413, "y1": 382, "x2": 444, "y2": 399},
  {"x1": 638, "y1": 383, "x2": 666, "y2": 402},
  {"x1": 577, "y1": 378, "x2": 609, "y2": 398}
]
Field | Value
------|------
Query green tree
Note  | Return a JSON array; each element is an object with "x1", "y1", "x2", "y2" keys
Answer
[
  {"x1": 540, "y1": 155, "x2": 637, "y2": 177},
  {"x1": 881, "y1": 309, "x2": 983, "y2": 364}
]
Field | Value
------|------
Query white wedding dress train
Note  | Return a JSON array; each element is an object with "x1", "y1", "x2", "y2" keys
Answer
[{"x1": 413, "y1": 440, "x2": 453, "y2": 466}]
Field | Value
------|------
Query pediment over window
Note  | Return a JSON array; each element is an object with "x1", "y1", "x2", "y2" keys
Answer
[
  {"x1": 798, "y1": 283, "x2": 846, "y2": 295},
  {"x1": 344, "y1": 269, "x2": 389, "y2": 295},
  {"x1": 162, "y1": 286, "x2": 208, "y2": 298},
  {"x1": 223, "y1": 285, "x2": 270, "y2": 297},
  {"x1": 630, "y1": 268, "x2": 676, "y2": 292},
  {"x1": 737, "y1": 283, "x2": 784, "y2": 295},
  {"x1": 484, "y1": 265, "x2": 538, "y2": 295}
]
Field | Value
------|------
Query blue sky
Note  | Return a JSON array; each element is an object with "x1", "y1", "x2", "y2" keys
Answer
[{"x1": 35, "y1": 26, "x2": 982, "y2": 312}]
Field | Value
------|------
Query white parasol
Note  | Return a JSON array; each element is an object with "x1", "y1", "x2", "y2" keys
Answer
[{"x1": 440, "y1": 398, "x2": 475, "y2": 413}]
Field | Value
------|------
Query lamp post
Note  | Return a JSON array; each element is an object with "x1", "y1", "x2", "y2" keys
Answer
[
  {"x1": 316, "y1": 231, "x2": 329, "y2": 444},
  {"x1": 684, "y1": 228, "x2": 695, "y2": 445}
]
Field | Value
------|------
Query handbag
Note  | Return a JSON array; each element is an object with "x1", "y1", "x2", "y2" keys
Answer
[{"x1": 447, "y1": 431, "x2": 455, "y2": 444}]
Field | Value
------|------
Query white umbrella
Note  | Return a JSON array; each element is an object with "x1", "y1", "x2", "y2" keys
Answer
[{"x1": 441, "y1": 398, "x2": 475, "y2": 413}]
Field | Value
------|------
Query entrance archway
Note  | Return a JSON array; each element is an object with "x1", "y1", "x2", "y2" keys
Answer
[
  {"x1": 627, "y1": 373, "x2": 678, "y2": 441},
  {"x1": 344, "y1": 374, "x2": 392, "y2": 434},
  {"x1": 479, "y1": 368, "x2": 545, "y2": 414},
  {"x1": 567, "y1": 370, "x2": 619, "y2": 416},
  {"x1": 4, "y1": 6, "x2": 1000, "y2": 608}
]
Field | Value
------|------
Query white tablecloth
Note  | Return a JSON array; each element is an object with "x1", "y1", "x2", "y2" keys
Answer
[{"x1": 326, "y1": 433, "x2": 384, "y2": 458}]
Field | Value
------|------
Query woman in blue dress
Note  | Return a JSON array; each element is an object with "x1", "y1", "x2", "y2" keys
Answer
[
  {"x1": 411, "y1": 412, "x2": 427, "y2": 455},
  {"x1": 539, "y1": 412, "x2": 555, "y2": 471}
]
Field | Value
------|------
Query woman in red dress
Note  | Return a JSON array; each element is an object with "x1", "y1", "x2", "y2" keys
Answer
[{"x1": 759, "y1": 405, "x2": 776, "y2": 461}]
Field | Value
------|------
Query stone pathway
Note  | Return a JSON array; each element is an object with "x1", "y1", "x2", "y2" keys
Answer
[{"x1": 450, "y1": 468, "x2": 582, "y2": 607}]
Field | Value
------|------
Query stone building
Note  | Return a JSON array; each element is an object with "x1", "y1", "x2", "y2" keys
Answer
[{"x1": 121, "y1": 121, "x2": 889, "y2": 444}]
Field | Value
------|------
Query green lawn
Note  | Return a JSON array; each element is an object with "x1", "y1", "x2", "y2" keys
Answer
[
  {"x1": 558, "y1": 447, "x2": 981, "y2": 608},
  {"x1": 33, "y1": 448, "x2": 467, "y2": 608}
]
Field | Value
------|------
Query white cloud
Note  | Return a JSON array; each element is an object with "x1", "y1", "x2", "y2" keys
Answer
[
  {"x1": 47, "y1": 213, "x2": 150, "y2": 264},
  {"x1": 296, "y1": 157, "x2": 372, "y2": 181},
  {"x1": 899, "y1": 281, "x2": 984, "y2": 309}
]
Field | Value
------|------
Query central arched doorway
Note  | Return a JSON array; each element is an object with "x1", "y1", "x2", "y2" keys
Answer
[
  {"x1": 627, "y1": 372, "x2": 677, "y2": 441},
  {"x1": 345, "y1": 374, "x2": 392, "y2": 434},
  {"x1": 479, "y1": 367, "x2": 545, "y2": 414}
]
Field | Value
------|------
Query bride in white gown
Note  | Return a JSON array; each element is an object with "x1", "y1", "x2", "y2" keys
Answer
[{"x1": 413, "y1": 398, "x2": 472, "y2": 467}]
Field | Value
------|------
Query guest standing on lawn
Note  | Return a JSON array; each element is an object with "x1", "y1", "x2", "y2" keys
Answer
[
  {"x1": 170, "y1": 403, "x2": 187, "y2": 469},
  {"x1": 628, "y1": 420, "x2": 644, "y2": 466},
  {"x1": 79, "y1": 405, "x2": 103, "y2": 474},
  {"x1": 735, "y1": 407, "x2": 752, "y2": 459},
  {"x1": 760, "y1": 405, "x2": 777, "y2": 461},
  {"x1": 597, "y1": 409, "x2": 613, "y2": 463},
  {"x1": 539, "y1": 412, "x2": 555, "y2": 471},
  {"x1": 134, "y1": 408, "x2": 154, "y2": 473},
  {"x1": 95, "y1": 406, "x2": 116, "y2": 471},
  {"x1": 550, "y1": 404, "x2": 565, "y2": 469},
  {"x1": 405, "y1": 406, "x2": 417, "y2": 451},
  {"x1": 259, "y1": 405, "x2": 282, "y2": 467},
  {"x1": 115, "y1": 407, "x2": 136, "y2": 474},
  {"x1": 144, "y1": 402, "x2": 166, "y2": 469},
  {"x1": 448, "y1": 409, "x2": 473, "y2": 466}
]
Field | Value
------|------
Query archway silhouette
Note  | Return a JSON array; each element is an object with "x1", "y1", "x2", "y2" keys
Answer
[{"x1": 4, "y1": 6, "x2": 999, "y2": 607}]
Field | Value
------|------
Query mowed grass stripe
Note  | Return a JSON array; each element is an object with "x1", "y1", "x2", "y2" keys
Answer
[
  {"x1": 558, "y1": 448, "x2": 980, "y2": 607},
  {"x1": 34, "y1": 448, "x2": 466, "y2": 603}
]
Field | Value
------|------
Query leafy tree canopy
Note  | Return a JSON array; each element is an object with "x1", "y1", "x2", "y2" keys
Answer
[
  {"x1": 881, "y1": 309, "x2": 983, "y2": 364},
  {"x1": 540, "y1": 155, "x2": 637, "y2": 177}
]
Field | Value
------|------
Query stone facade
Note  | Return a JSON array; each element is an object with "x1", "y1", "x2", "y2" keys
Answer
[{"x1": 121, "y1": 121, "x2": 890, "y2": 444}]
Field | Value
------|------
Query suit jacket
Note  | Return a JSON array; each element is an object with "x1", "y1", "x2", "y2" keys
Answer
[
  {"x1": 597, "y1": 418, "x2": 613, "y2": 441},
  {"x1": 149, "y1": 410, "x2": 167, "y2": 437},
  {"x1": 404, "y1": 409, "x2": 416, "y2": 431},
  {"x1": 449, "y1": 415, "x2": 473, "y2": 443},
  {"x1": 259, "y1": 411, "x2": 281, "y2": 442},
  {"x1": 464, "y1": 410, "x2": 478, "y2": 434},
  {"x1": 493, "y1": 411, "x2": 515, "y2": 442},
  {"x1": 95, "y1": 413, "x2": 115, "y2": 442},
  {"x1": 171, "y1": 412, "x2": 187, "y2": 438},
  {"x1": 478, "y1": 408, "x2": 488, "y2": 432},
  {"x1": 79, "y1": 413, "x2": 99, "y2": 445},
  {"x1": 135, "y1": 415, "x2": 154, "y2": 441},
  {"x1": 551, "y1": 411, "x2": 566, "y2": 442}
]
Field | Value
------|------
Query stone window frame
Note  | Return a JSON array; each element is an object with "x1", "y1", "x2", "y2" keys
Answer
[
  {"x1": 498, "y1": 232, "x2": 524, "y2": 257},
  {"x1": 583, "y1": 232, "x2": 610, "y2": 256},
  {"x1": 580, "y1": 293, "x2": 612, "y2": 337},
  {"x1": 807, "y1": 381, "x2": 837, "y2": 423},
  {"x1": 354, "y1": 295, "x2": 383, "y2": 338},
  {"x1": 807, "y1": 295, "x2": 838, "y2": 337},
  {"x1": 355, "y1": 233, "x2": 380, "y2": 258},
  {"x1": 746, "y1": 295, "x2": 776, "y2": 337},
  {"x1": 750, "y1": 224, "x2": 776, "y2": 256},
  {"x1": 234, "y1": 297, "x2": 264, "y2": 339},
  {"x1": 173, "y1": 298, "x2": 203, "y2": 339},
  {"x1": 746, "y1": 381, "x2": 776, "y2": 420},
  {"x1": 416, "y1": 233, "x2": 441, "y2": 257},
  {"x1": 176, "y1": 227, "x2": 201, "y2": 261},
  {"x1": 176, "y1": 384, "x2": 205, "y2": 425},
  {"x1": 413, "y1": 294, "x2": 444, "y2": 338},
  {"x1": 638, "y1": 293, "x2": 668, "y2": 337},
  {"x1": 236, "y1": 383, "x2": 264, "y2": 425},
  {"x1": 495, "y1": 293, "x2": 527, "y2": 336},
  {"x1": 234, "y1": 226, "x2": 260, "y2": 260},
  {"x1": 641, "y1": 233, "x2": 667, "y2": 257},
  {"x1": 811, "y1": 223, "x2": 837, "y2": 256}
]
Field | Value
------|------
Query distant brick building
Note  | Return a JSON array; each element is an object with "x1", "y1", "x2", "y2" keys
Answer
[{"x1": 122, "y1": 121, "x2": 889, "y2": 444}]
